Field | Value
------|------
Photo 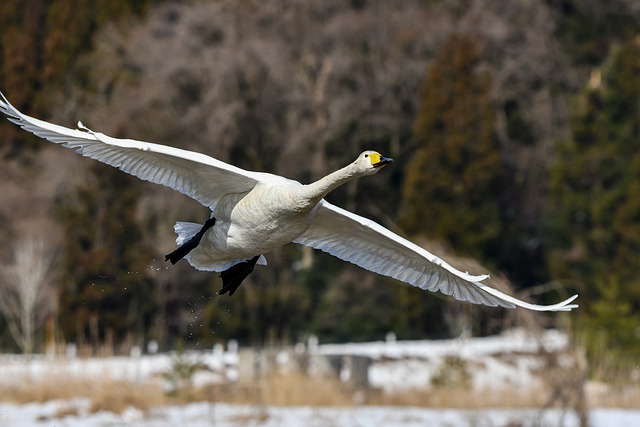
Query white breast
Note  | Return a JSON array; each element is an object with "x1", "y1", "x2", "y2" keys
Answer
[{"x1": 225, "y1": 182, "x2": 318, "y2": 253}]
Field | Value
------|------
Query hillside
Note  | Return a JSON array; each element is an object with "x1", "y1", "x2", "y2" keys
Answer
[{"x1": 0, "y1": 0, "x2": 639, "y2": 375}]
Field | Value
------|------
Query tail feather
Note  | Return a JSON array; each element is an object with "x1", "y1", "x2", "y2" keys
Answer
[
  {"x1": 174, "y1": 221, "x2": 204, "y2": 245},
  {"x1": 170, "y1": 220, "x2": 268, "y2": 271},
  {"x1": 166, "y1": 218, "x2": 216, "y2": 264}
]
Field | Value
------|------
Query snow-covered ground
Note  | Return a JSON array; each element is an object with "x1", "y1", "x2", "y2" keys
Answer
[
  {"x1": 318, "y1": 328, "x2": 569, "y2": 392},
  {"x1": 0, "y1": 328, "x2": 572, "y2": 392},
  {"x1": 1, "y1": 329, "x2": 639, "y2": 426},
  {"x1": 0, "y1": 343, "x2": 240, "y2": 389},
  {"x1": 1, "y1": 400, "x2": 639, "y2": 427}
]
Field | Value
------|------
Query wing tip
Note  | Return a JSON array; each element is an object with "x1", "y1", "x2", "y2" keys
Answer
[
  {"x1": 523, "y1": 293, "x2": 579, "y2": 312},
  {"x1": 553, "y1": 294, "x2": 579, "y2": 311}
]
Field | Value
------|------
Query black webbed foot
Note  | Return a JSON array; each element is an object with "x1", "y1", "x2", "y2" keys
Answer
[
  {"x1": 218, "y1": 255, "x2": 261, "y2": 296},
  {"x1": 165, "y1": 217, "x2": 216, "y2": 264}
]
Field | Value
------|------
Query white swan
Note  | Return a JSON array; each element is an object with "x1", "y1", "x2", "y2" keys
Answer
[{"x1": 0, "y1": 92, "x2": 578, "y2": 310}]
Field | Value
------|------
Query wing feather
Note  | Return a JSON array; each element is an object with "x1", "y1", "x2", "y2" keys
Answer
[
  {"x1": 294, "y1": 200, "x2": 578, "y2": 311},
  {"x1": 0, "y1": 93, "x2": 261, "y2": 209}
]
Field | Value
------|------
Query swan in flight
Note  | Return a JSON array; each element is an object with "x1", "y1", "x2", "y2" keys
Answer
[{"x1": 0, "y1": 92, "x2": 577, "y2": 311}]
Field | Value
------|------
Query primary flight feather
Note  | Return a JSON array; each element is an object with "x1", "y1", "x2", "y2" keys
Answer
[{"x1": 0, "y1": 92, "x2": 577, "y2": 310}]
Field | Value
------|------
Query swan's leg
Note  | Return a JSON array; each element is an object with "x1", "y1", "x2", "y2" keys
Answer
[
  {"x1": 165, "y1": 217, "x2": 217, "y2": 264},
  {"x1": 218, "y1": 255, "x2": 261, "y2": 296}
]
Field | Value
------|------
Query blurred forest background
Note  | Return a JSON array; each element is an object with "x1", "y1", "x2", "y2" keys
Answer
[{"x1": 0, "y1": 0, "x2": 639, "y2": 379}]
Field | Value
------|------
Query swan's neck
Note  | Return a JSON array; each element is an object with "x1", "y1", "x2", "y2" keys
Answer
[{"x1": 302, "y1": 163, "x2": 359, "y2": 202}]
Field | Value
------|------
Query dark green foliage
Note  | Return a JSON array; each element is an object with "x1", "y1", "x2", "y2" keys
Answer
[
  {"x1": 550, "y1": 0, "x2": 640, "y2": 65},
  {"x1": 390, "y1": 282, "x2": 449, "y2": 340},
  {"x1": 400, "y1": 34, "x2": 502, "y2": 261},
  {"x1": 548, "y1": 38, "x2": 640, "y2": 364},
  {"x1": 393, "y1": 34, "x2": 512, "y2": 340},
  {"x1": 549, "y1": 39, "x2": 640, "y2": 287},
  {"x1": 504, "y1": 100, "x2": 536, "y2": 146},
  {"x1": 56, "y1": 164, "x2": 157, "y2": 346},
  {"x1": 200, "y1": 247, "x2": 314, "y2": 345},
  {"x1": 311, "y1": 268, "x2": 396, "y2": 343}
]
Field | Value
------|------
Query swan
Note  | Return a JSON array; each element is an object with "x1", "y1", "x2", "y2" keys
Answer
[{"x1": 0, "y1": 92, "x2": 578, "y2": 310}]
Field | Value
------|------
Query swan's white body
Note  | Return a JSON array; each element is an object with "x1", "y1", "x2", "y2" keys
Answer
[{"x1": 0, "y1": 92, "x2": 578, "y2": 311}]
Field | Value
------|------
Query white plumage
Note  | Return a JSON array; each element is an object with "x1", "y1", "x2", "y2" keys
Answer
[{"x1": 0, "y1": 92, "x2": 577, "y2": 310}]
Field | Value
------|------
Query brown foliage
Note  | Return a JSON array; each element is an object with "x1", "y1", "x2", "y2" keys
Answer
[{"x1": 2, "y1": 0, "x2": 637, "y2": 349}]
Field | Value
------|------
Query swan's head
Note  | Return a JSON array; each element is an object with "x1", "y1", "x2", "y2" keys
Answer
[{"x1": 355, "y1": 150, "x2": 394, "y2": 175}]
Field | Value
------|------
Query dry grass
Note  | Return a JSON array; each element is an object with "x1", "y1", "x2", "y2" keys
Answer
[
  {"x1": 0, "y1": 372, "x2": 551, "y2": 411},
  {"x1": 585, "y1": 381, "x2": 640, "y2": 409},
  {"x1": 0, "y1": 370, "x2": 637, "y2": 416},
  {"x1": 0, "y1": 372, "x2": 355, "y2": 413},
  {"x1": 161, "y1": 375, "x2": 552, "y2": 410},
  {"x1": 366, "y1": 386, "x2": 550, "y2": 409},
  {"x1": 0, "y1": 375, "x2": 167, "y2": 414},
  {"x1": 203, "y1": 372, "x2": 355, "y2": 407}
]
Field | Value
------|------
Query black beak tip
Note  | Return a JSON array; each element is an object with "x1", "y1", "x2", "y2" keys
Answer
[{"x1": 374, "y1": 156, "x2": 394, "y2": 168}]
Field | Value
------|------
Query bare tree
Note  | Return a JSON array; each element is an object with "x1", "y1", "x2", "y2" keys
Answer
[{"x1": 0, "y1": 235, "x2": 56, "y2": 354}]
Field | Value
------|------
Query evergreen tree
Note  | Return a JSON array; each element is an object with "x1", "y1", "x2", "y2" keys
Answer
[
  {"x1": 400, "y1": 34, "x2": 502, "y2": 261},
  {"x1": 393, "y1": 35, "x2": 506, "y2": 340},
  {"x1": 548, "y1": 38, "x2": 640, "y2": 365}
]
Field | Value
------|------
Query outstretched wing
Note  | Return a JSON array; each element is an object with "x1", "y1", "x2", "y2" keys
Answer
[
  {"x1": 295, "y1": 200, "x2": 578, "y2": 311},
  {"x1": 0, "y1": 92, "x2": 261, "y2": 209}
]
